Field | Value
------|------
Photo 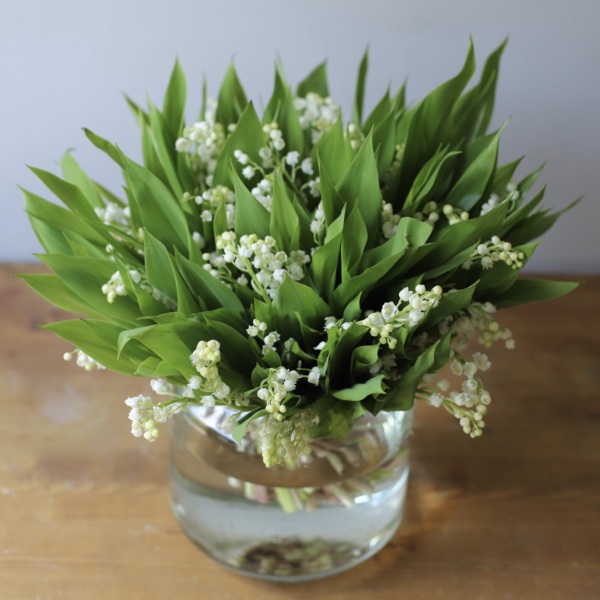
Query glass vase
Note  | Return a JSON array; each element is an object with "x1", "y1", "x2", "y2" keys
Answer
[{"x1": 169, "y1": 404, "x2": 413, "y2": 582}]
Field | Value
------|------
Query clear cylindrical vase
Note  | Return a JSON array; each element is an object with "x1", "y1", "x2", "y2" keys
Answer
[{"x1": 169, "y1": 405, "x2": 413, "y2": 582}]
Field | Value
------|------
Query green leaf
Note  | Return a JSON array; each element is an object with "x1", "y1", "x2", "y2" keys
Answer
[
  {"x1": 22, "y1": 188, "x2": 108, "y2": 250},
  {"x1": 314, "y1": 119, "x2": 353, "y2": 187},
  {"x1": 296, "y1": 61, "x2": 329, "y2": 97},
  {"x1": 362, "y1": 217, "x2": 432, "y2": 269},
  {"x1": 398, "y1": 40, "x2": 476, "y2": 196},
  {"x1": 271, "y1": 277, "x2": 331, "y2": 340},
  {"x1": 233, "y1": 409, "x2": 268, "y2": 444},
  {"x1": 384, "y1": 333, "x2": 452, "y2": 410},
  {"x1": 175, "y1": 250, "x2": 244, "y2": 311},
  {"x1": 45, "y1": 319, "x2": 148, "y2": 375},
  {"x1": 363, "y1": 88, "x2": 391, "y2": 135},
  {"x1": 270, "y1": 172, "x2": 300, "y2": 252},
  {"x1": 352, "y1": 48, "x2": 369, "y2": 125},
  {"x1": 213, "y1": 103, "x2": 264, "y2": 187},
  {"x1": 144, "y1": 231, "x2": 177, "y2": 303},
  {"x1": 310, "y1": 397, "x2": 365, "y2": 439},
  {"x1": 338, "y1": 132, "x2": 381, "y2": 246},
  {"x1": 29, "y1": 167, "x2": 98, "y2": 221},
  {"x1": 38, "y1": 254, "x2": 141, "y2": 326},
  {"x1": 452, "y1": 38, "x2": 507, "y2": 140},
  {"x1": 163, "y1": 59, "x2": 187, "y2": 138},
  {"x1": 351, "y1": 343, "x2": 380, "y2": 373},
  {"x1": 232, "y1": 169, "x2": 271, "y2": 239},
  {"x1": 444, "y1": 124, "x2": 505, "y2": 211},
  {"x1": 341, "y1": 205, "x2": 368, "y2": 279},
  {"x1": 135, "y1": 356, "x2": 180, "y2": 378},
  {"x1": 332, "y1": 374, "x2": 386, "y2": 401},
  {"x1": 402, "y1": 147, "x2": 458, "y2": 212},
  {"x1": 309, "y1": 230, "x2": 342, "y2": 299},
  {"x1": 19, "y1": 273, "x2": 106, "y2": 319},
  {"x1": 372, "y1": 109, "x2": 397, "y2": 178},
  {"x1": 132, "y1": 321, "x2": 208, "y2": 378},
  {"x1": 120, "y1": 152, "x2": 189, "y2": 254},
  {"x1": 317, "y1": 158, "x2": 345, "y2": 226},
  {"x1": 83, "y1": 128, "x2": 123, "y2": 166},
  {"x1": 490, "y1": 278, "x2": 578, "y2": 308},
  {"x1": 216, "y1": 62, "x2": 248, "y2": 127},
  {"x1": 60, "y1": 151, "x2": 103, "y2": 209},
  {"x1": 147, "y1": 103, "x2": 184, "y2": 199}
]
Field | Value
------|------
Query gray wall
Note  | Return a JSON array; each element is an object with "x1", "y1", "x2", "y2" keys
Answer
[{"x1": 2, "y1": 0, "x2": 598, "y2": 272}]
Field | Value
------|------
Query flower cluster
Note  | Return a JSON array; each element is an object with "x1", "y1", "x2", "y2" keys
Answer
[
  {"x1": 462, "y1": 236, "x2": 526, "y2": 271},
  {"x1": 174, "y1": 100, "x2": 226, "y2": 184},
  {"x1": 124, "y1": 394, "x2": 185, "y2": 441},
  {"x1": 293, "y1": 93, "x2": 340, "y2": 143},
  {"x1": 361, "y1": 285, "x2": 443, "y2": 348},
  {"x1": 421, "y1": 351, "x2": 492, "y2": 438},
  {"x1": 446, "y1": 302, "x2": 515, "y2": 350},
  {"x1": 189, "y1": 340, "x2": 231, "y2": 406},
  {"x1": 214, "y1": 232, "x2": 310, "y2": 300}
]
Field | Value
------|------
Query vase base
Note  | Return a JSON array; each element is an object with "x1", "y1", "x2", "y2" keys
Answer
[{"x1": 170, "y1": 463, "x2": 408, "y2": 582}]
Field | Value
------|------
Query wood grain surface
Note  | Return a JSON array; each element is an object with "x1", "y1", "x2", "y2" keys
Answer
[{"x1": 1, "y1": 264, "x2": 598, "y2": 600}]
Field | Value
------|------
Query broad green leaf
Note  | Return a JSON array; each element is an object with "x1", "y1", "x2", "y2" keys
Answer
[
  {"x1": 135, "y1": 356, "x2": 180, "y2": 378},
  {"x1": 213, "y1": 102, "x2": 264, "y2": 187},
  {"x1": 233, "y1": 408, "x2": 269, "y2": 444},
  {"x1": 38, "y1": 254, "x2": 142, "y2": 326},
  {"x1": 398, "y1": 40, "x2": 476, "y2": 196},
  {"x1": 452, "y1": 38, "x2": 507, "y2": 140},
  {"x1": 504, "y1": 198, "x2": 580, "y2": 246},
  {"x1": 19, "y1": 273, "x2": 106, "y2": 319},
  {"x1": 120, "y1": 152, "x2": 189, "y2": 254},
  {"x1": 163, "y1": 58, "x2": 187, "y2": 138},
  {"x1": 309, "y1": 230, "x2": 342, "y2": 299},
  {"x1": 144, "y1": 231, "x2": 178, "y2": 303},
  {"x1": 216, "y1": 62, "x2": 248, "y2": 126},
  {"x1": 296, "y1": 61, "x2": 329, "y2": 98},
  {"x1": 310, "y1": 397, "x2": 365, "y2": 439},
  {"x1": 175, "y1": 250, "x2": 244, "y2": 311},
  {"x1": 328, "y1": 322, "x2": 368, "y2": 389},
  {"x1": 148, "y1": 103, "x2": 184, "y2": 199},
  {"x1": 338, "y1": 132, "x2": 381, "y2": 246},
  {"x1": 44, "y1": 319, "x2": 148, "y2": 375},
  {"x1": 444, "y1": 124, "x2": 505, "y2": 211},
  {"x1": 372, "y1": 109, "x2": 397, "y2": 178},
  {"x1": 232, "y1": 169, "x2": 271, "y2": 238},
  {"x1": 402, "y1": 147, "x2": 458, "y2": 211},
  {"x1": 352, "y1": 48, "x2": 369, "y2": 125},
  {"x1": 363, "y1": 88, "x2": 391, "y2": 134},
  {"x1": 490, "y1": 278, "x2": 578, "y2": 308},
  {"x1": 384, "y1": 333, "x2": 452, "y2": 410},
  {"x1": 83, "y1": 128, "x2": 123, "y2": 166},
  {"x1": 271, "y1": 277, "x2": 331, "y2": 340},
  {"x1": 332, "y1": 374, "x2": 386, "y2": 401},
  {"x1": 317, "y1": 158, "x2": 345, "y2": 226},
  {"x1": 362, "y1": 217, "x2": 432, "y2": 269},
  {"x1": 313, "y1": 119, "x2": 353, "y2": 187},
  {"x1": 60, "y1": 151, "x2": 103, "y2": 209},
  {"x1": 332, "y1": 251, "x2": 406, "y2": 313},
  {"x1": 341, "y1": 205, "x2": 368, "y2": 279},
  {"x1": 270, "y1": 172, "x2": 300, "y2": 252},
  {"x1": 29, "y1": 167, "x2": 98, "y2": 221},
  {"x1": 417, "y1": 283, "x2": 477, "y2": 331},
  {"x1": 351, "y1": 343, "x2": 380, "y2": 373}
]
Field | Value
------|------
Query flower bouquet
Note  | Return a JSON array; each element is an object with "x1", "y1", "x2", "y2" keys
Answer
[{"x1": 22, "y1": 39, "x2": 577, "y2": 580}]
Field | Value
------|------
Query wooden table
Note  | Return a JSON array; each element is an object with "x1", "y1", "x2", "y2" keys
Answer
[{"x1": 1, "y1": 263, "x2": 598, "y2": 599}]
